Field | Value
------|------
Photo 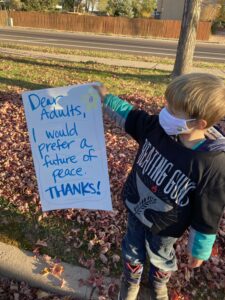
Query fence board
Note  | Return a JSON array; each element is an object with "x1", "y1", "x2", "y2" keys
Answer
[{"x1": 0, "y1": 11, "x2": 8, "y2": 27}]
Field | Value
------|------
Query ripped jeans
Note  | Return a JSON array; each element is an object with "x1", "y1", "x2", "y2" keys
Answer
[{"x1": 120, "y1": 212, "x2": 177, "y2": 300}]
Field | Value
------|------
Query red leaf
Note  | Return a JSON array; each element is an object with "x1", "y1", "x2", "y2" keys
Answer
[
  {"x1": 211, "y1": 244, "x2": 219, "y2": 257},
  {"x1": 51, "y1": 264, "x2": 64, "y2": 277},
  {"x1": 170, "y1": 290, "x2": 180, "y2": 300}
]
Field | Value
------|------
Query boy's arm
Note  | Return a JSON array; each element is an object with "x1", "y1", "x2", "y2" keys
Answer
[
  {"x1": 187, "y1": 177, "x2": 225, "y2": 265},
  {"x1": 187, "y1": 227, "x2": 216, "y2": 267},
  {"x1": 103, "y1": 94, "x2": 133, "y2": 129},
  {"x1": 103, "y1": 94, "x2": 157, "y2": 143}
]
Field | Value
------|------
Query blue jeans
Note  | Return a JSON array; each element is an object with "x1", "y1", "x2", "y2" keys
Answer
[{"x1": 121, "y1": 212, "x2": 177, "y2": 293}]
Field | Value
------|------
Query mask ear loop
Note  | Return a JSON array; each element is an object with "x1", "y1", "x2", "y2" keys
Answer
[
  {"x1": 165, "y1": 107, "x2": 196, "y2": 123},
  {"x1": 186, "y1": 118, "x2": 196, "y2": 122},
  {"x1": 177, "y1": 118, "x2": 195, "y2": 144},
  {"x1": 185, "y1": 118, "x2": 197, "y2": 131}
]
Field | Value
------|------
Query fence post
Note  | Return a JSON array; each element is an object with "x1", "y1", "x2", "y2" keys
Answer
[{"x1": 8, "y1": 17, "x2": 13, "y2": 27}]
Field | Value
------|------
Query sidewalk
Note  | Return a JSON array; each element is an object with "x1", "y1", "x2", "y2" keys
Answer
[
  {"x1": 0, "y1": 242, "x2": 151, "y2": 299},
  {"x1": 209, "y1": 31, "x2": 225, "y2": 44},
  {"x1": 0, "y1": 242, "x2": 118, "y2": 299},
  {"x1": 0, "y1": 47, "x2": 224, "y2": 79}
]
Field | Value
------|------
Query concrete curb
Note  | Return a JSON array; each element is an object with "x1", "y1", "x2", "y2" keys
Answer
[
  {"x1": 0, "y1": 47, "x2": 224, "y2": 79},
  {"x1": 0, "y1": 242, "x2": 119, "y2": 299}
]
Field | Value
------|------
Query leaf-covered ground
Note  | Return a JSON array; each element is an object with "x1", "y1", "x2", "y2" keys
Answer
[
  {"x1": 0, "y1": 276, "x2": 76, "y2": 300},
  {"x1": 0, "y1": 55, "x2": 224, "y2": 300}
]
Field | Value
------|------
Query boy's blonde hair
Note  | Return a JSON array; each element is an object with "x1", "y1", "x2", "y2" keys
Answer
[{"x1": 165, "y1": 73, "x2": 225, "y2": 128}]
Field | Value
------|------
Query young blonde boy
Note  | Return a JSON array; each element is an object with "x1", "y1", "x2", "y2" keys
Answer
[{"x1": 96, "y1": 73, "x2": 225, "y2": 300}]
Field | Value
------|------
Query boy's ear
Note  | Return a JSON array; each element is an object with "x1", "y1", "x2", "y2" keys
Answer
[{"x1": 196, "y1": 119, "x2": 208, "y2": 130}]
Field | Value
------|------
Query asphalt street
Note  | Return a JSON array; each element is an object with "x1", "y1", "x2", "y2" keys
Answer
[{"x1": 0, "y1": 27, "x2": 225, "y2": 63}]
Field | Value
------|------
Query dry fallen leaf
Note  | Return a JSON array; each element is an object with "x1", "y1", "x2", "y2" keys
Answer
[
  {"x1": 42, "y1": 254, "x2": 52, "y2": 263},
  {"x1": 99, "y1": 253, "x2": 108, "y2": 264},
  {"x1": 40, "y1": 267, "x2": 50, "y2": 275},
  {"x1": 51, "y1": 264, "x2": 64, "y2": 277},
  {"x1": 36, "y1": 239, "x2": 48, "y2": 247}
]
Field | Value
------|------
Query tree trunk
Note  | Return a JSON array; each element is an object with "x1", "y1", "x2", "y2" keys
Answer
[{"x1": 172, "y1": 0, "x2": 202, "y2": 77}]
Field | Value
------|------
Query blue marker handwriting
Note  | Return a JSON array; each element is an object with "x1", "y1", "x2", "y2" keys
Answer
[
  {"x1": 83, "y1": 148, "x2": 98, "y2": 162},
  {"x1": 41, "y1": 104, "x2": 82, "y2": 121},
  {"x1": 45, "y1": 122, "x2": 78, "y2": 139},
  {"x1": 29, "y1": 91, "x2": 102, "y2": 201},
  {"x1": 32, "y1": 128, "x2": 37, "y2": 143},
  {"x1": 52, "y1": 167, "x2": 84, "y2": 184},
  {"x1": 38, "y1": 139, "x2": 75, "y2": 159},
  {"x1": 43, "y1": 154, "x2": 78, "y2": 168},
  {"x1": 79, "y1": 138, "x2": 98, "y2": 162},
  {"x1": 28, "y1": 94, "x2": 63, "y2": 111},
  {"x1": 80, "y1": 138, "x2": 92, "y2": 149},
  {"x1": 45, "y1": 181, "x2": 101, "y2": 199},
  {"x1": 28, "y1": 93, "x2": 84, "y2": 121}
]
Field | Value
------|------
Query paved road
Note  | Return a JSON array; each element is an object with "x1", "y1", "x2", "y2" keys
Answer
[{"x1": 0, "y1": 27, "x2": 225, "y2": 63}]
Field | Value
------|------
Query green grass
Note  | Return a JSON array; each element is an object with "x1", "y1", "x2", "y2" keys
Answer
[
  {"x1": 0, "y1": 197, "x2": 122, "y2": 276},
  {"x1": 0, "y1": 53, "x2": 170, "y2": 96},
  {"x1": 0, "y1": 42, "x2": 225, "y2": 71},
  {"x1": 0, "y1": 197, "x2": 81, "y2": 264}
]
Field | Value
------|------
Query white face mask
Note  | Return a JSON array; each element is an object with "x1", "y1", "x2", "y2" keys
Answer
[{"x1": 159, "y1": 107, "x2": 196, "y2": 136}]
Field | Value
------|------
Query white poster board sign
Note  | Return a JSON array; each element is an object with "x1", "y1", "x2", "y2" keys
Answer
[{"x1": 22, "y1": 83, "x2": 112, "y2": 212}]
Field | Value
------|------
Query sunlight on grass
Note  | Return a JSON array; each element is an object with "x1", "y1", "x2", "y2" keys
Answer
[{"x1": 0, "y1": 54, "x2": 170, "y2": 97}]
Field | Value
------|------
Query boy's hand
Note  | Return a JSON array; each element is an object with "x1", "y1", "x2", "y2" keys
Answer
[
  {"x1": 188, "y1": 255, "x2": 204, "y2": 268},
  {"x1": 93, "y1": 84, "x2": 108, "y2": 102}
]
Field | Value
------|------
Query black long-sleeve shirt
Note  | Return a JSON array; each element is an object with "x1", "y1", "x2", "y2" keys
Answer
[{"x1": 103, "y1": 94, "x2": 225, "y2": 260}]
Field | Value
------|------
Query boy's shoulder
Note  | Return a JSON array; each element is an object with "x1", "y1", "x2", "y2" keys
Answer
[
  {"x1": 205, "y1": 126, "x2": 225, "y2": 140},
  {"x1": 201, "y1": 126, "x2": 225, "y2": 156},
  {"x1": 192, "y1": 126, "x2": 225, "y2": 180},
  {"x1": 126, "y1": 109, "x2": 159, "y2": 131}
]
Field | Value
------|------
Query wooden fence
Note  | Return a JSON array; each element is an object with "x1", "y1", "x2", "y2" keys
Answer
[
  {"x1": 8, "y1": 11, "x2": 211, "y2": 40},
  {"x1": 0, "y1": 10, "x2": 8, "y2": 26}
]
